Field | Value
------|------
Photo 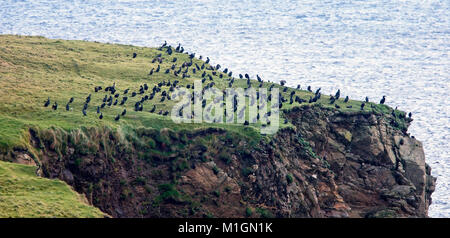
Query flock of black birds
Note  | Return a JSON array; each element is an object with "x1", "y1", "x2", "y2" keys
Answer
[{"x1": 43, "y1": 41, "x2": 412, "y2": 126}]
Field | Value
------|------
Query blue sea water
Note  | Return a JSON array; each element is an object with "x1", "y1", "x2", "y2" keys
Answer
[{"x1": 0, "y1": 0, "x2": 449, "y2": 217}]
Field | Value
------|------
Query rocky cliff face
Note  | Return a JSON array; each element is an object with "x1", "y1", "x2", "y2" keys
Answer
[
  {"x1": 2, "y1": 106, "x2": 435, "y2": 217},
  {"x1": 285, "y1": 106, "x2": 436, "y2": 217}
]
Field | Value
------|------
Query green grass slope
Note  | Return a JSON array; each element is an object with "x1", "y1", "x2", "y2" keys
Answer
[
  {"x1": 0, "y1": 34, "x2": 397, "y2": 150},
  {"x1": 0, "y1": 35, "x2": 404, "y2": 217},
  {"x1": 0, "y1": 160, "x2": 105, "y2": 217}
]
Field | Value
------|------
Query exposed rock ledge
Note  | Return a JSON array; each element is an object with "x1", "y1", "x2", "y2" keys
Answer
[{"x1": 1, "y1": 106, "x2": 436, "y2": 217}]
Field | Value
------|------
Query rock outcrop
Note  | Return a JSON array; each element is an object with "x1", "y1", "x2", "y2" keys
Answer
[{"x1": 1, "y1": 106, "x2": 436, "y2": 217}]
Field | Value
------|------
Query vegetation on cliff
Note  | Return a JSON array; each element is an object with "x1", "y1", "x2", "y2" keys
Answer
[{"x1": 0, "y1": 35, "x2": 420, "y2": 217}]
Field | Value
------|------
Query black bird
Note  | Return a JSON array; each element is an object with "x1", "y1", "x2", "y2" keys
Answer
[
  {"x1": 361, "y1": 103, "x2": 365, "y2": 110},
  {"x1": 162, "y1": 41, "x2": 167, "y2": 47},
  {"x1": 66, "y1": 103, "x2": 70, "y2": 111},
  {"x1": 44, "y1": 97, "x2": 50, "y2": 107},
  {"x1": 307, "y1": 86, "x2": 312, "y2": 92},
  {"x1": 132, "y1": 52, "x2": 137, "y2": 58},
  {"x1": 205, "y1": 57, "x2": 210, "y2": 64},
  {"x1": 97, "y1": 106, "x2": 100, "y2": 114},
  {"x1": 156, "y1": 65, "x2": 160, "y2": 72},
  {"x1": 149, "y1": 68, "x2": 154, "y2": 75},
  {"x1": 124, "y1": 89, "x2": 129, "y2": 94},
  {"x1": 82, "y1": 109, "x2": 87, "y2": 116},
  {"x1": 52, "y1": 102, "x2": 58, "y2": 110},
  {"x1": 365, "y1": 96, "x2": 369, "y2": 103},
  {"x1": 280, "y1": 80, "x2": 286, "y2": 86},
  {"x1": 172, "y1": 57, "x2": 177, "y2": 63},
  {"x1": 380, "y1": 96, "x2": 386, "y2": 104},
  {"x1": 122, "y1": 109, "x2": 127, "y2": 116},
  {"x1": 69, "y1": 97, "x2": 74, "y2": 104},
  {"x1": 391, "y1": 110, "x2": 396, "y2": 118},
  {"x1": 245, "y1": 74, "x2": 250, "y2": 80},
  {"x1": 329, "y1": 96, "x2": 336, "y2": 104},
  {"x1": 150, "y1": 105, "x2": 156, "y2": 113},
  {"x1": 344, "y1": 96, "x2": 349, "y2": 103},
  {"x1": 115, "y1": 115, "x2": 120, "y2": 121},
  {"x1": 99, "y1": 113, "x2": 103, "y2": 119},
  {"x1": 315, "y1": 88, "x2": 321, "y2": 95},
  {"x1": 408, "y1": 112, "x2": 412, "y2": 118},
  {"x1": 335, "y1": 89, "x2": 340, "y2": 100},
  {"x1": 86, "y1": 94, "x2": 91, "y2": 104},
  {"x1": 239, "y1": 74, "x2": 243, "y2": 79},
  {"x1": 257, "y1": 75, "x2": 262, "y2": 82}
]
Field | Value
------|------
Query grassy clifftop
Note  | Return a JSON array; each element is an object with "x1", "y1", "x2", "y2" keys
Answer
[
  {"x1": 0, "y1": 35, "x2": 399, "y2": 150},
  {"x1": 0, "y1": 35, "x2": 406, "y2": 217}
]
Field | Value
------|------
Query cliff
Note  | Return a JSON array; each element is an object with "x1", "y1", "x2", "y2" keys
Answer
[
  {"x1": 0, "y1": 35, "x2": 435, "y2": 217},
  {"x1": 2, "y1": 106, "x2": 435, "y2": 218}
]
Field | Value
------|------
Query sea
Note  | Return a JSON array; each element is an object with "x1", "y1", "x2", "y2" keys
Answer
[{"x1": 0, "y1": 0, "x2": 448, "y2": 217}]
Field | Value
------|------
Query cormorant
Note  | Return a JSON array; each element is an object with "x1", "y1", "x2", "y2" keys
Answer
[
  {"x1": 257, "y1": 75, "x2": 262, "y2": 82},
  {"x1": 344, "y1": 96, "x2": 349, "y2": 103},
  {"x1": 44, "y1": 98, "x2": 50, "y2": 107},
  {"x1": 99, "y1": 113, "x2": 103, "y2": 119},
  {"x1": 122, "y1": 109, "x2": 127, "y2": 116},
  {"x1": 315, "y1": 88, "x2": 321, "y2": 95},
  {"x1": 150, "y1": 105, "x2": 156, "y2": 113},
  {"x1": 365, "y1": 96, "x2": 369, "y2": 103},
  {"x1": 132, "y1": 52, "x2": 137, "y2": 58},
  {"x1": 360, "y1": 103, "x2": 365, "y2": 110},
  {"x1": 69, "y1": 97, "x2": 74, "y2": 103},
  {"x1": 335, "y1": 89, "x2": 340, "y2": 100},
  {"x1": 380, "y1": 96, "x2": 386, "y2": 104},
  {"x1": 115, "y1": 115, "x2": 120, "y2": 121},
  {"x1": 52, "y1": 102, "x2": 58, "y2": 110}
]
